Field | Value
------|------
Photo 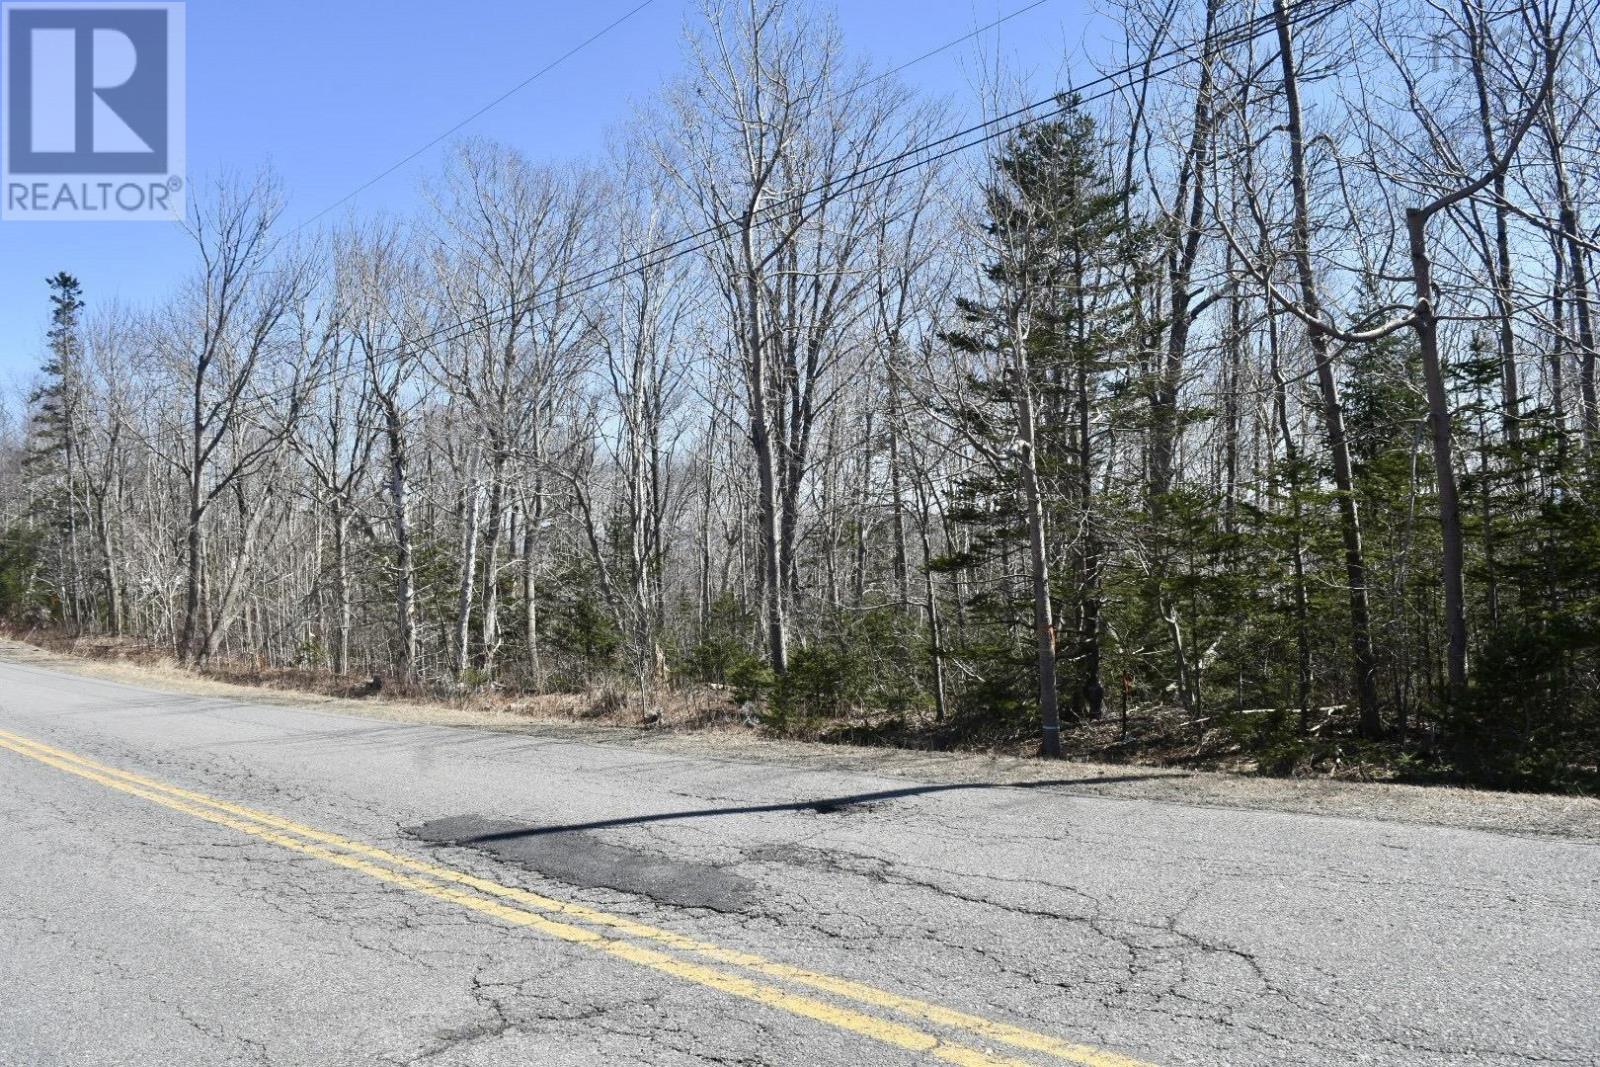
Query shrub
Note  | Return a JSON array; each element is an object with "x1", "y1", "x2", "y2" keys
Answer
[{"x1": 768, "y1": 607, "x2": 928, "y2": 728}]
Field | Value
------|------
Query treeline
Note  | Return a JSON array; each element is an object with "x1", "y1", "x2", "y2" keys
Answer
[{"x1": 4, "y1": 0, "x2": 1600, "y2": 788}]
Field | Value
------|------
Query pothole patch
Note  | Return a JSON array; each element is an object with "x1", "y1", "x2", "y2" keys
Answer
[
  {"x1": 405, "y1": 815, "x2": 754, "y2": 913},
  {"x1": 803, "y1": 798, "x2": 877, "y2": 815}
]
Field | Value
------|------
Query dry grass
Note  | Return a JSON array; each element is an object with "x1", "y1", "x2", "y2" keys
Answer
[
  {"x1": 0, "y1": 625, "x2": 746, "y2": 736},
  {"x1": 0, "y1": 625, "x2": 1413, "y2": 780},
  {"x1": 3, "y1": 626, "x2": 1598, "y2": 839}
]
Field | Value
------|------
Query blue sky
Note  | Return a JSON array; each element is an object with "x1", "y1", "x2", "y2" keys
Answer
[{"x1": 0, "y1": 0, "x2": 1095, "y2": 385}]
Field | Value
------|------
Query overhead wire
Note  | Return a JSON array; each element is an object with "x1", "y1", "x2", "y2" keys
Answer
[
  {"x1": 289, "y1": 0, "x2": 661, "y2": 237},
  {"x1": 269, "y1": 0, "x2": 1359, "y2": 401}
]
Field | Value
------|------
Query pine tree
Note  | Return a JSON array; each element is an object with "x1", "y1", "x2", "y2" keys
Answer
[
  {"x1": 23, "y1": 273, "x2": 87, "y2": 629},
  {"x1": 939, "y1": 97, "x2": 1146, "y2": 751}
]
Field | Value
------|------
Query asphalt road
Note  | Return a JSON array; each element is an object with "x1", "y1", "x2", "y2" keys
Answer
[{"x1": 0, "y1": 657, "x2": 1595, "y2": 1067}]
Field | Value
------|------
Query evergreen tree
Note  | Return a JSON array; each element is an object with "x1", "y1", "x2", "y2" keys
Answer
[
  {"x1": 939, "y1": 97, "x2": 1146, "y2": 747},
  {"x1": 22, "y1": 273, "x2": 86, "y2": 628}
]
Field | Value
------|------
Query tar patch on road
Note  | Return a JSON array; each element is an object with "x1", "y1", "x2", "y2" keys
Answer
[
  {"x1": 405, "y1": 815, "x2": 754, "y2": 913},
  {"x1": 804, "y1": 797, "x2": 877, "y2": 814}
]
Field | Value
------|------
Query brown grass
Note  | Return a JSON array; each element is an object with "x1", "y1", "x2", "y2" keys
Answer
[
  {"x1": 5, "y1": 626, "x2": 1599, "y2": 836},
  {"x1": 0, "y1": 625, "x2": 1455, "y2": 784},
  {"x1": 0, "y1": 624, "x2": 748, "y2": 736}
]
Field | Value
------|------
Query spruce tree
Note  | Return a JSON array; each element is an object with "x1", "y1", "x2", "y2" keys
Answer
[
  {"x1": 23, "y1": 273, "x2": 86, "y2": 628},
  {"x1": 939, "y1": 97, "x2": 1145, "y2": 747}
]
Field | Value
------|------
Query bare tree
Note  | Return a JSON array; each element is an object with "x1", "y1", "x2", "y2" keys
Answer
[
  {"x1": 426, "y1": 142, "x2": 596, "y2": 677},
  {"x1": 168, "y1": 174, "x2": 317, "y2": 664},
  {"x1": 654, "y1": 0, "x2": 926, "y2": 674}
]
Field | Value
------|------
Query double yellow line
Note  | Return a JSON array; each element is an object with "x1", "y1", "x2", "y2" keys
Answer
[{"x1": 0, "y1": 727, "x2": 1153, "y2": 1067}]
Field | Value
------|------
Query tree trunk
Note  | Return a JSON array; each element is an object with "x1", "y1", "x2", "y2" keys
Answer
[
  {"x1": 1546, "y1": 110, "x2": 1597, "y2": 452},
  {"x1": 917, "y1": 508, "x2": 948, "y2": 723},
  {"x1": 95, "y1": 492, "x2": 122, "y2": 637},
  {"x1": 180, "y1": 505, "x2": 204, "y2": 664},
  {"x1": 743, "y1": 212, "x2": 788, "y2": 676},
  {"x1": 201, "y1": 481, "x2": 279, "y2": 663},
  {"x1": 1147, "y1": 0, "x2": 1221, "y2": 501},
  {"x1": 477, "y1": 453, "x2": 506, "y2": 675},
  {"x1": 1406, "y1": 207, "x2": 1470, "y2": 700},
  {"x1": 386, "y1": 403, "x2": 418, "y2": 682},
  {"x1": 522, "y1": 505, "x2": 542, "y2": 690},
  {"x1": 752, "y1": 417, "x2": 788, "y2": 675},
  {"x1": 1464, "y1": 1, "x2": 1522, "y2": 453},
  {"x1": 1274, "y1": 0, "x2": 1383, "y2": 737},
  {"x1": 1013, "y1": 319, "x2": 1061, "y2": 757},
  {"x1": 1077, "y1": 353, "x2": 1104, "y2": 722},
  {"x1": 887, "y1": 367, "x2": 912, "y2": 612},
  {"x1": 1268, "y1": 310, "x2": 1314, "y2": 725},
  {"x1": 455, "y1": 456, "x2": 484, "y2": 679},
  {"x1": 332, "y1": 506, "x2": 350, "y2": 676}
]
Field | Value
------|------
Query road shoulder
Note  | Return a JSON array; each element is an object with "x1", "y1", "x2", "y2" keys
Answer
[{"x1": 2, "y1": 636, "x2": 1595, "y2": 844}]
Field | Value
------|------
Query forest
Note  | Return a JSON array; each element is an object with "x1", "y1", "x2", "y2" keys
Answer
[{"x1": 4, "y1": 0, "x2": 1599, "y2": 790}]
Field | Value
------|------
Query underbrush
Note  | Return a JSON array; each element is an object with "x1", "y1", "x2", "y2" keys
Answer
[
  {"x1": 0, "y1": 624, "x2": 739, "y2": 733},
  {"x1": 5, "y1": 623, "x2": 1593, "y2": 792}
]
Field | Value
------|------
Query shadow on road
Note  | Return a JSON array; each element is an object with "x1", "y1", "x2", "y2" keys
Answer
[{"x1": 456, "y1": 773, "x2": 1188, "y2": 841}]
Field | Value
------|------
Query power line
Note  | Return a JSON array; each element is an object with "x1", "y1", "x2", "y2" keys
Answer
[
  {"x1": 870, "y1": 0, "x2": 1054, "y2": 88},
  {"x1": 398, "y1": 1, "x2": 1350, "y2": 348},
  {"x1": 291, "y1": 0, "x2": 659, "y2": 236},
  {"x1": 284, "y1": 0, "x2": 1356, "y2": 400}
]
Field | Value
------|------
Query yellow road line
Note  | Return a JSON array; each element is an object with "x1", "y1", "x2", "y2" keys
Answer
[{"x1": 0, "y1": 727, "x2": 1154, "y2": 1067}]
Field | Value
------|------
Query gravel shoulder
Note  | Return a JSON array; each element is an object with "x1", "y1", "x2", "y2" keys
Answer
[{"x1": 3, "y1": 636, "x2": 1596, "y2": 844}]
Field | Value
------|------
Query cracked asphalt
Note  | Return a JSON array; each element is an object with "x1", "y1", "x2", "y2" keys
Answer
[{"x1": 0, "y1": 657, "x2": 1596, "y2": 1066}]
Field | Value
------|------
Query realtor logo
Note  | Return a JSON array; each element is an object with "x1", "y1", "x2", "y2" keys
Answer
[{"x1": 2, "y1": 2, "x2": 185, "y2": 220}]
